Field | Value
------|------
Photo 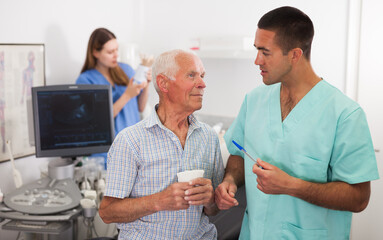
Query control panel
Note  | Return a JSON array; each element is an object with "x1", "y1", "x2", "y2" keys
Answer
[{"x1": 4, "y1": 177, "x2": 81, "y2": 215}]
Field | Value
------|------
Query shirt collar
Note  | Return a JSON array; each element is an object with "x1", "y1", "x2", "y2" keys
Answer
[{"x1": 146, "y1": 104, "x2": 201, "y2": 132}]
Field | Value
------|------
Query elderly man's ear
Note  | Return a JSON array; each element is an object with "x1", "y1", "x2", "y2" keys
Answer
[{"x1": 157, "y1": 74, "x2": 169, "y2": 93}]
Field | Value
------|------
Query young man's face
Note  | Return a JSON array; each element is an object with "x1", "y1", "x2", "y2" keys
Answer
[
  {"x1": 93, "y1": 39, "x2": 119, "y2": 69},
  {"x1": 167, "y1": 54, "x2": 206, "y2": 113},
  {"x1": 253, "y1": 28, "x2": 292, "y2": 85}
]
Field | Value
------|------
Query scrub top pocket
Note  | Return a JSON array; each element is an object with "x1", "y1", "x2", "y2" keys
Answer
[
  {"x1": 281, "y1": 222, "x2": 328, "y2": 240},
  {"x1": 292, "y1": 155, "x2": 328, "y2": 182}
]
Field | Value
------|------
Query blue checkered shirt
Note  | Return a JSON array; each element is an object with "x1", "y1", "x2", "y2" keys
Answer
[{"x1": 105, "y1": 108, "x2": 224, "y2": 240}]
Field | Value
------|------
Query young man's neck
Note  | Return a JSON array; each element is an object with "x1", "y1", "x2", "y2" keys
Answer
[
  {"x1": 280, "y1": 61, "x2": 320, "y2": 99},
  {"x1": 279, "y1": 62, "x2": 321, "y2": 121}
]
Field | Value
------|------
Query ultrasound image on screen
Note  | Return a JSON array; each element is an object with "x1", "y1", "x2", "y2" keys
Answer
[{"x1": 37, "y1": 90, "x2": 112, "y2": 150}]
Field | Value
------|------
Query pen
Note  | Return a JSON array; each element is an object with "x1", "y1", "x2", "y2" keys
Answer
[
  {"x1": 232, "y1": 140, "x2": 257, "y2": 163},
  {"x1": 232, "y1": 140, "x2": 263, "y2": 169}
]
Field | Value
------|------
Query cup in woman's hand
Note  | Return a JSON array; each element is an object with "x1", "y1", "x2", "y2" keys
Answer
[{"x1": 133, "y1": 65, "x2": 149, "y2": 84}]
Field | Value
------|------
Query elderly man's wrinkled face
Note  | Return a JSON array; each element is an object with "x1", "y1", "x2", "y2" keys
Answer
[{"x1": 167, "y1": 54, "x2": 206, "y2": 113}]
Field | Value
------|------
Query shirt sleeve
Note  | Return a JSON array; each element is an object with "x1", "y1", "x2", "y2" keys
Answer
[
  {"x1": 211, "y1": 132, "x2": 224, "y2": 189},
  {"x1": 224, "y1": 94, "x2": 248, "y2": 158},
  {"x1": 104, "y1": 130, "x2": 139, "y2": 198},
  {"x1": 330, "y1": 107, "x2": 379, "y2": 184}
]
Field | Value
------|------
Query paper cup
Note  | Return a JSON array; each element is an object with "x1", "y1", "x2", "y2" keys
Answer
[
  {"x1": 134, "y1": 65, "x2": 149, "y2": 84},
  {"x1": 177, "y1": 169, "x2": 204, "y2": 182}
]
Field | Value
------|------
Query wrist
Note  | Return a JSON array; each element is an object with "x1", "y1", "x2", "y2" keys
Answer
[
  {"x1": 204, "y1": 200, "x2": 216, "y2": 209},
  {"x1": 288, "y1": 177, "x2": 305, "y2": 198},
  {"x1": 203, "y1": 202, "x2": 219, "y2": 216},
  {"x1": 123, "y1": 91, "x2": 134, "y2": 101},
  {"x1": 151, "y1": 194, "x2": 162, "y2": 212},
  {"x1": 223, "y1": 174, "x2": 237, "y2": 186},
  {"x1": 140, "y1": 86, "x2": 149, "y2": 94}
]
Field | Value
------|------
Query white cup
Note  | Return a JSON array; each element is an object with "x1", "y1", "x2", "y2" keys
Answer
[
  {"x1": 177, "y1": 169, "x2": 204, "y2": 182},
  {"x1": 134, "y1": 65, "x2": 149, "y2": 84}
]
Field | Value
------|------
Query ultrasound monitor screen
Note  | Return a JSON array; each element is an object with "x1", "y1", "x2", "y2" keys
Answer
[{"x1": 32, "y1": 85, "x2": 114, "y2": 158}]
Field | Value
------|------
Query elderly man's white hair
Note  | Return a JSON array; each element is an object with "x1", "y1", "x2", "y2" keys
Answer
[{"x1": 152, "y1": 49, "x2": 197, "y2": 92}]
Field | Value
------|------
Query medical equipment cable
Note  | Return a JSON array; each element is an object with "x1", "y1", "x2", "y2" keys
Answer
[{"x1": 6, "y1": 140, "x2": 23, "y2": 188}]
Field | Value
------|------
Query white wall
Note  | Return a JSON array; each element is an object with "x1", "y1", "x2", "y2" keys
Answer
[
  {"x1": 137, "y1": 0, "x2": 349, "y2": 117},
  {"x1": 1, "y1": 0, "x2": 381, "y2": 239},
  {"x1": 351, "y1": 0, "x2": 383, "y2": 239},
  {"x1": 0, "y1": 0, "x2": 349, "y2": 118},
  {"x1": 0, "y1": 0, "x2": 138, "y2": 85}
]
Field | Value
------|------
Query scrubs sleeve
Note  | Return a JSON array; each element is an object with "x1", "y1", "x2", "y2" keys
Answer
[
  {"x1": 104, "y1": 131, "x2": 139, "y2": 199},
  {"x1": 75, "y1": 73, "x2": 92, "y2": 84},
  {"x1": 330, "y1": 107, "x2": 379, "y2": 184},
  {"x1": 224, "y1": 94, "x2": 248, "y2": 159}
]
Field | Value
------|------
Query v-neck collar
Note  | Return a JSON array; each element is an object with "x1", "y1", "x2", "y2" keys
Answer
[
  {"x1": 268, "y1": 80, "x2": 328, "y2": 140},
  {"x1": 91, "y1": 69, "x2": 111, "y2": 86}
]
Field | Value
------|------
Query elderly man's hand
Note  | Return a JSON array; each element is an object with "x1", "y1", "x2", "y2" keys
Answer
[
  {"x1": 184, "y1": 178, "x2": 215, "y2": 207},
  {"x1": 156, "y1": 182, "x2": 193, "y2": 211}
]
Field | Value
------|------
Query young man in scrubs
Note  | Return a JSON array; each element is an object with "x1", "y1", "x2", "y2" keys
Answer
[{"x1": 215, "y1": 6, "x2": 379, "y2": 240}]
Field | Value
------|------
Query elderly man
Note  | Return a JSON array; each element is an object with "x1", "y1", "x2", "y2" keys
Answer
[{"x1": 99, "y1": 49, "x2": 224, "y2": 240}]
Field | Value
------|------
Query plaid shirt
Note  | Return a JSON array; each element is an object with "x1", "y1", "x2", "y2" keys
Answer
[{"x1": 105, "y1": 108, "x2": 224, "y2": 240}]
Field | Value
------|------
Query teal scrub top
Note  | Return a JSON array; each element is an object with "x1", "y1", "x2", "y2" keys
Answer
[{"x1": 224, "y1": 80, "x2": 379, "y2": 240}]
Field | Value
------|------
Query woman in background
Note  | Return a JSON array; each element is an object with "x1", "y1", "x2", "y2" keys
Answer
[
  {"x1": 76, "y1": 28, "x2": 151, "y2": 162},
  {"x1": 76, "y1": 28, "x2": 151, "y2": 135}
]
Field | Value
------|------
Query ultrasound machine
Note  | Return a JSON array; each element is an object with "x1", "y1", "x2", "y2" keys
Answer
[{"x1": 0, "y1": 84, "x2": 114, "y2": 240}]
